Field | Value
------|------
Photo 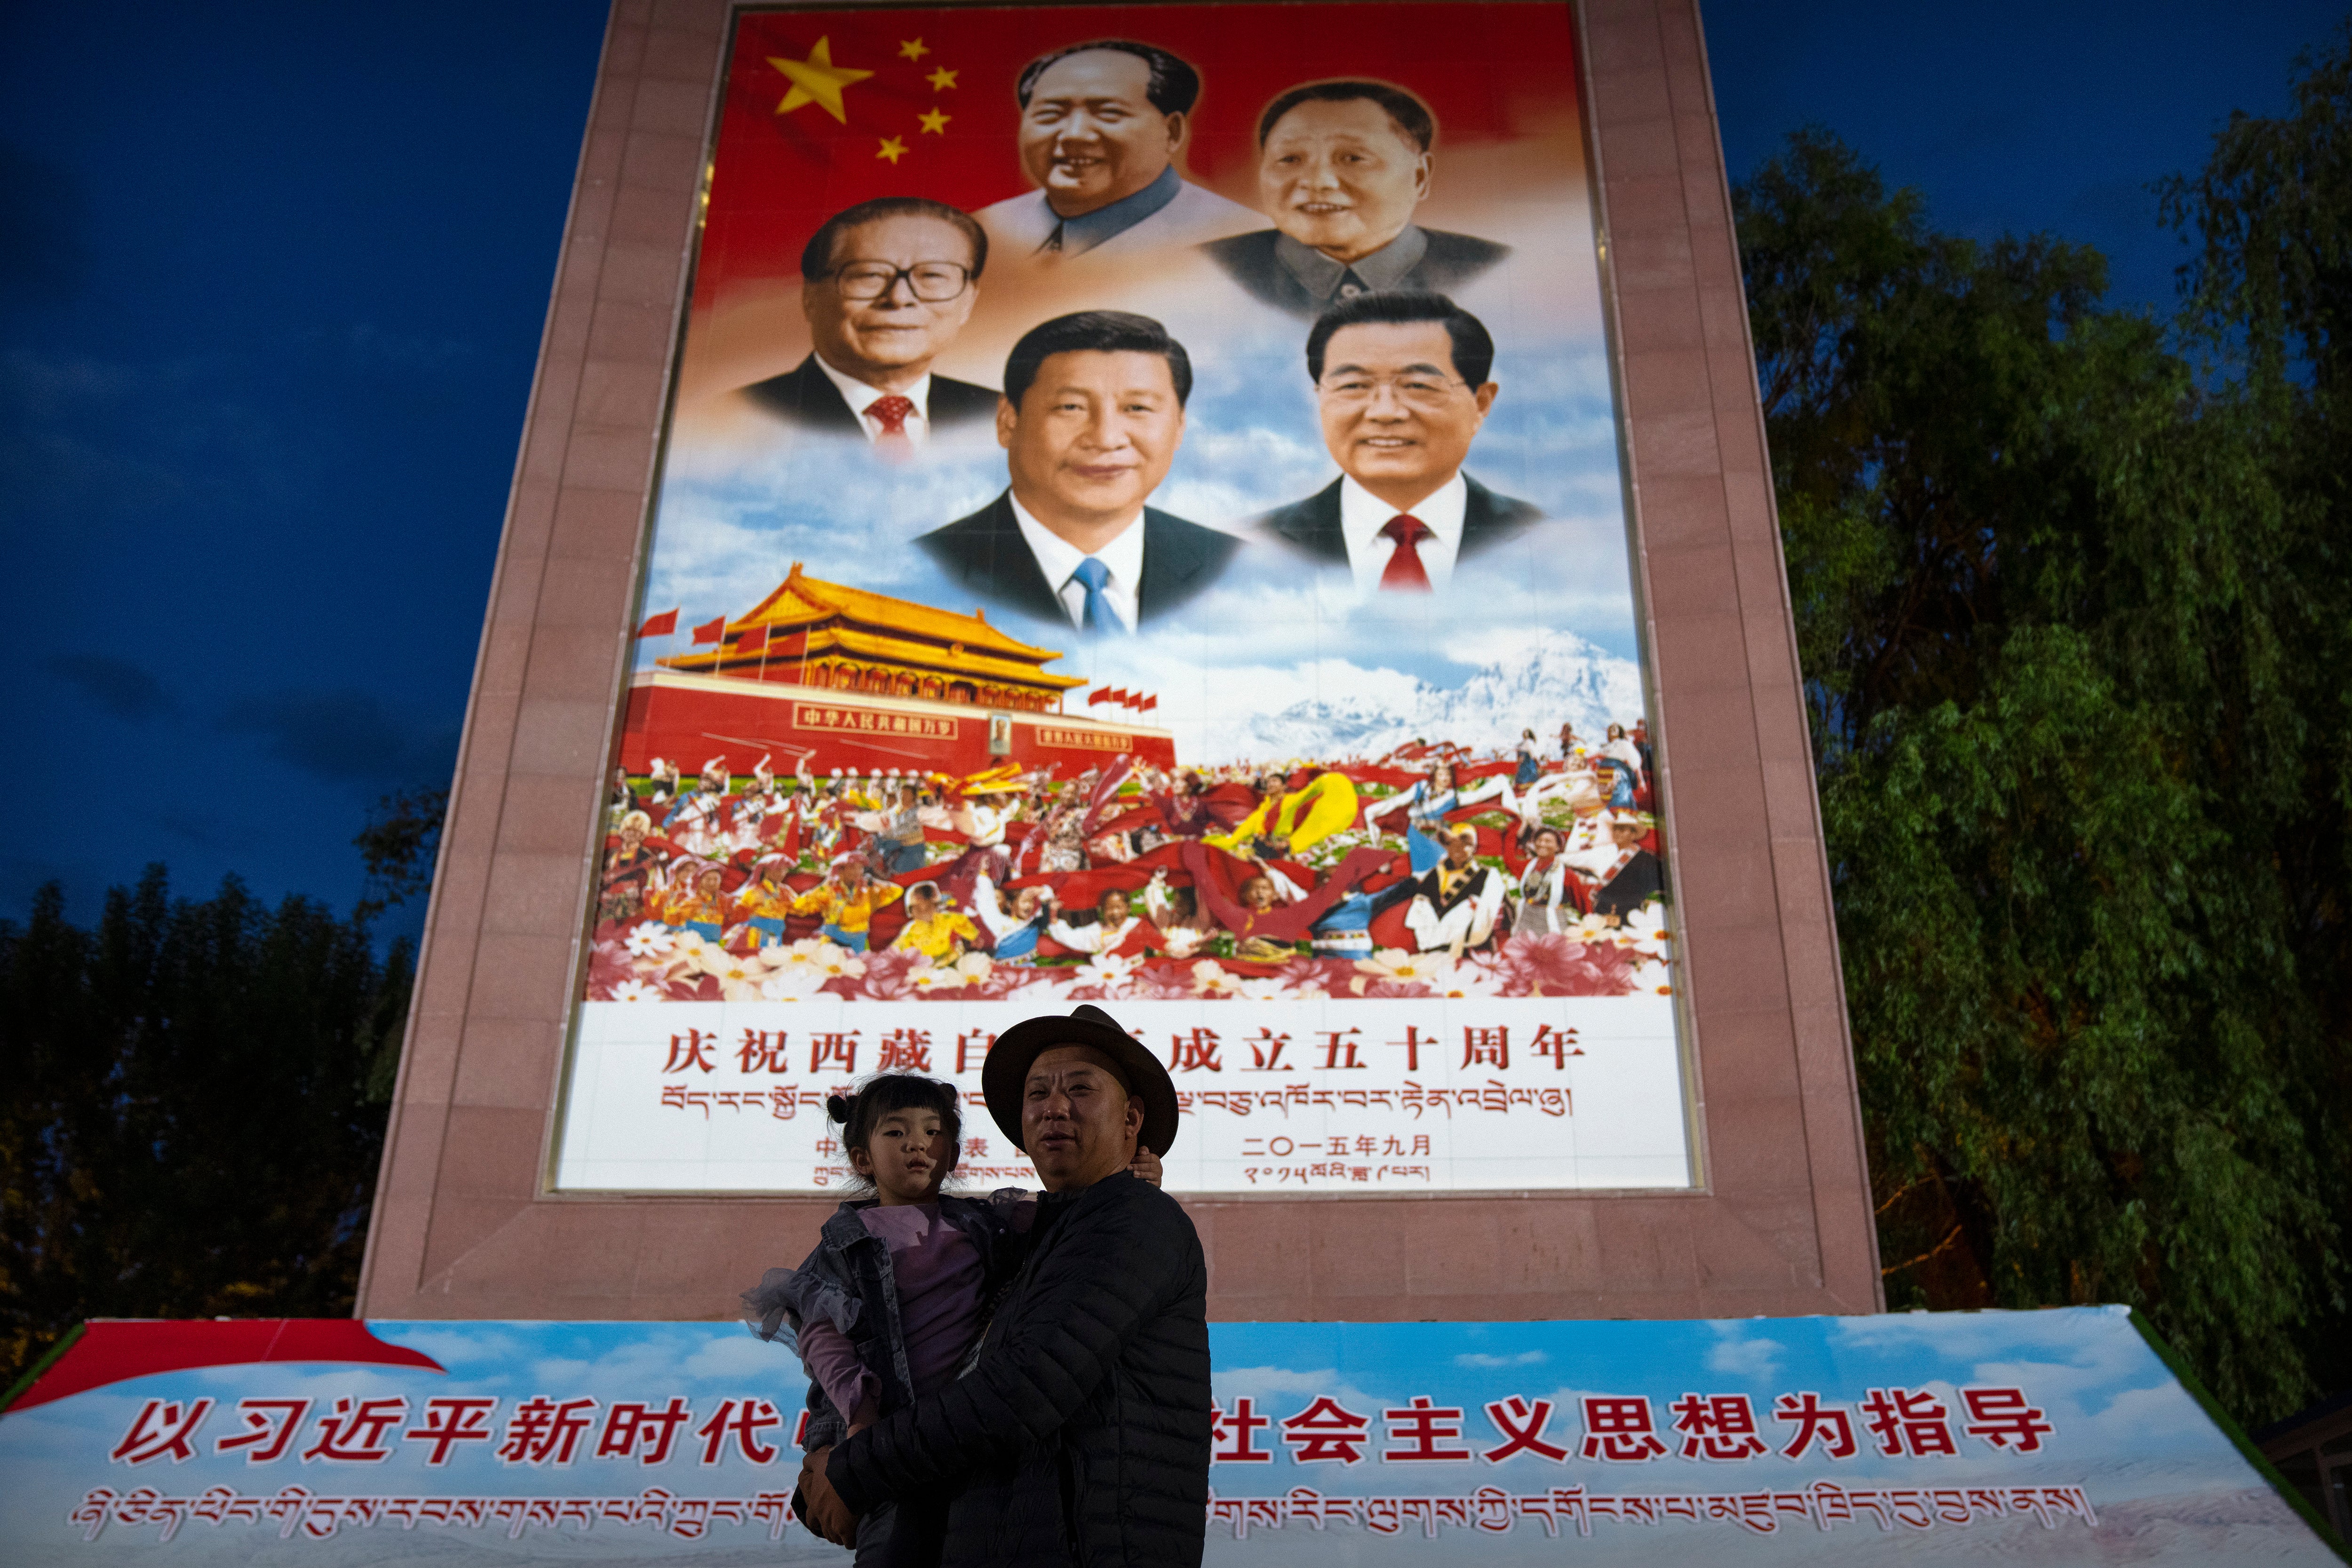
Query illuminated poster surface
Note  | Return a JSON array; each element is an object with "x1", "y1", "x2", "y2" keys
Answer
[
  {"x1": 8, "y1": 1310, "x2": 2336, "y2": 1562},
  {"x1": 556, "y1": 2, "x2": 1691, "y2": 1193}
]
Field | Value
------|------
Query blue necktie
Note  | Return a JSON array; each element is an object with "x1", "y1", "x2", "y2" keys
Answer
[{"x1": 1070, "y1": 556, "x2": 1112, "y2": 631}]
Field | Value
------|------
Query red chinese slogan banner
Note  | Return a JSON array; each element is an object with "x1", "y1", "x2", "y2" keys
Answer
[{"x1": 7, "y1": 1311, "x2": 2331, "y2": 1560}]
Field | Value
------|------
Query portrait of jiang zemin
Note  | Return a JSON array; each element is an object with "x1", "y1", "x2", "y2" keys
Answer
[{"x1": 559, "y1": 3, "x2": 1693, "y2": 1198}]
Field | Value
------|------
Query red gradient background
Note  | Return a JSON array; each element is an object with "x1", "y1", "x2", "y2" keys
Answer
[{"x1": 694, "y1": 2, "x2": 1582, "y2": 304}]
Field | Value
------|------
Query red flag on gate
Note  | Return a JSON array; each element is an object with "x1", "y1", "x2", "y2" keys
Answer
[
  {"x1": 738, "y1": 626, "x2": 770, "y2": 652},
  {"x1": 1105, "y1": 688, "x2": 1129, "y2": 707},
  {"x1": 1086, "y1": 688, "x2": 1107, "y2": 706},
  {"x1": 692, "y1": 616, "x2": 727, "y2": 645},
  {"x1": 1140, "y1": 693, "x2": 1158, "y2": 712},
  {"x1": 636, "y1": 608, "x2": 680, "y2": 638}
]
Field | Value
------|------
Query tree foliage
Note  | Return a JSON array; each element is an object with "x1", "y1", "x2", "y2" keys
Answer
[
  {"x1": 0, "y1": 863, "x2": 429, "y2": 1393},
  {"x1": 1735, "y1": 31, "x2": 2352, "y2": 1428}
]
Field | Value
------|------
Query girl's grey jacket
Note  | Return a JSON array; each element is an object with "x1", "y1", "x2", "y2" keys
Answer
[{"x1": 742, "y1": 1191, "x2": 1031, "y2": 1458}]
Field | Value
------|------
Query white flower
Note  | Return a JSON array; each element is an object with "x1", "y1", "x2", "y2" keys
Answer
[
  {"x1": 1230, "y1": 974, "x2": 1295, "y2": 1001},
  {"x1": 611, "y1": 979, "x2": 664, "y2": 1003},
  {"x1": 1190, "y1": 959, "x2": 1240, "y2": 997},
  {"x1": 1077, "y1": 952, "x2": 1141, "y2": 991},
  {"x1": 758, "y1": 966, "x2": 825, "y2": 1001},
  {"x1": 808, "y1": 943, "x2": 867, "y2": 979},
  {"x1": 953, "y1": 951, "x2": 995, "y2": 983},
  {"x1": 699, "y1": 950, "x2": 761, "y2": 987},
  {"x1": 908, "y1": 965, "x2": 966, "y2": 993},
  {"x1": 623, "y1": 925, "x2": 675, "y2": 958},
  {"x1": 1353, "y1": 948, "x2": 1446, "y2": 985}
]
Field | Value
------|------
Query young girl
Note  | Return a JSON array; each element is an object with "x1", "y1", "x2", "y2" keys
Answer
[{"x1": 743, "y1": 1075, "x2": 1158, "y2": 1565}]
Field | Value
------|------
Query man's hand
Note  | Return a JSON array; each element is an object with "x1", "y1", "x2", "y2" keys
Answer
[
  {"x1": 797, "y1": 1446, "x2": 857, "y2": 1547},
  {"x1": 1130, "y1": 1146, "x2": 1164, "y2": 1187}
]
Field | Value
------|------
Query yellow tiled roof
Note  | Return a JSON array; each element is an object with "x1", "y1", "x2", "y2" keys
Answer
[
  {"x1": 738, "y1": 564, "x2": 1066, "y2": 663},
  {"x1": 662, "y1": 626, "x2": 1086, "y2": 691}
]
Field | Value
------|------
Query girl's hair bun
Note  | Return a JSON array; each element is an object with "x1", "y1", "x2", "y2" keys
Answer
[{"x1": 825, "y1": 1092, "x2": 856, "y2": 1124}]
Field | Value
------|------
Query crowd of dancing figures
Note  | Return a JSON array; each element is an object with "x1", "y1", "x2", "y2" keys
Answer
[{"x1": 590, "y1": 721, "x2": 1668, "y2": 1003}]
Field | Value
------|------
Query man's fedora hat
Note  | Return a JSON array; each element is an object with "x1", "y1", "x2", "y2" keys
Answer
[{"x1": 983, "y1": 1004, "x2": 1180, "y2": 1156}]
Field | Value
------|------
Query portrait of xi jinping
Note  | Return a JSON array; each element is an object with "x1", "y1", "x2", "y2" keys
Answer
[{"x1": 918, "y1": 311, "x2": 1240, "y2": 632}]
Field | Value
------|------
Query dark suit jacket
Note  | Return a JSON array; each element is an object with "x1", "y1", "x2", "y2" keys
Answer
[
  {"x1": 1200, "y1": 227, "x2": 1510, "y2": 317},
  {"x1": 740, "y1": 355, "x2": 1001, "y2": 434},
  {"x1": 1253, "y1": 474, "x2": 1543, "y2": 568},
  {"x1": 916, "y1": 492, "x2": 1242, "y2": 629}
]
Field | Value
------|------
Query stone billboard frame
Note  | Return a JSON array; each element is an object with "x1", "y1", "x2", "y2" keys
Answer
[{"x1": 358, "y1": 0, "x2": 1883, "y2": 1322}]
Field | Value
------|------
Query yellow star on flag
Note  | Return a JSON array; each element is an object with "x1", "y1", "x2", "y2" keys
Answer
[
  {"x1": 927, "y1": 67, "x2": 959, "y2": 91},
  {"x1": 876, "y1": 135, "x2": 909, "y2": 164},
  {"x1": 767, "y1": 37, "x2": 872, "y2": 124},
  {"x1": 917, "y1": 107, "x2": 951, "y2": 135},
  {"x1": 898, "y1": 38, "x2": 930, "y2": 61}
]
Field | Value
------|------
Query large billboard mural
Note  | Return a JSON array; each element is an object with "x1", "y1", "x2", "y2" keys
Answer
[{"x1": 557, "y1": 2, "x2": 1688, "y2": 1193}]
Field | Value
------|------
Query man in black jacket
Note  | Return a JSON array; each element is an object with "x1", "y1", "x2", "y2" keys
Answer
[{"x1": 800, "y1": 1005, "x2": 1210, "y2": 1566}]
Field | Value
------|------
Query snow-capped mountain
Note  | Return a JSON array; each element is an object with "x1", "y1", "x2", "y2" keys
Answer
[{"x1": 1191, "y1": 630, "x2": 1647, "y2": 764}]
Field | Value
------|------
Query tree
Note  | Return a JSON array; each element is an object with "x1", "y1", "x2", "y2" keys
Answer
[
  {"x1": 0, "y1": 871, "x2": 413, "y2": 1391},
  {"x1": 1737, "y1": 88, "x2": 2350, "y2": 1423},
  {"x1": 354, "y1": 784, "x2": 449, "y2": 926}
]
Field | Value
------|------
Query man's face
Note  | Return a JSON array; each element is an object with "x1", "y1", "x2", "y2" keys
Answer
[
  {"x1": 1445, "y1": 837, "x2": 1474, "y2": 868},
  {"x1": 1317, "y1": 320, "x2": 1497, "y2": 502},
  {"x1": 1022, "y1": 1044, "x2": 1144, "y2": 1189},
  {"x1": 1000, "y1": 350, "x2": 1185, "y2": 531},
  {"x1": 1018, "y1": 51, "x2": 1181, "y2": 217},
  {"x1": 1534, "y1": 831, "x2": 1563, "y2": 859},
  {"x1": 1612, "y1": 821, "x2": 1644, "y2": 847},
  {"x1": 1100, "y1": 891, "x2": 1131, "y2": 925},
  {"x1": 1013, "y1": 887, "x2": 1042, "y2": 919},
  {"x1": 1259, "y1": 97, "x2": 1429, "y2": 264},
  {"x1": 908, "y1": 891, "x2": 938, "y2": 920},
  {"x1": 800, "y1": 214, "x2": 979, "y2": 382},
  {"x1": 1240, "y1": 876, "x2": 1277, "y2": 912}
]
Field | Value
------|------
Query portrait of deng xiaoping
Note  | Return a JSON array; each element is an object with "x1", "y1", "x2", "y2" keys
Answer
[{"x1": 554, "y1": 2, "x2": 1695, "y2": 1196}]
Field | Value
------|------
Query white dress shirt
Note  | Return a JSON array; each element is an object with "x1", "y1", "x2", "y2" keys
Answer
[
  {"x1": 811, "y1": 355, "x2": 933, "y2": 445},
  {"x1": 1009, "y1": 493, "x2": 1144, "y2": 632},
  {"x1": 1337, "y1": 472, "x2": 1469, "y2": 594}
]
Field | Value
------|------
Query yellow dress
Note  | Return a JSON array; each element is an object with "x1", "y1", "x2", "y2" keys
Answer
[
  {"x1": 1206, "y1": 772, "x2": 1361, "y2": 857},
  {"x1": 891, "y1": 909, "x2": 981, "y2": 959},
  {"x1": 789, "y1": 879, "x2": 904, "y2": 934},
  {"x1": 732, "y1": 882, "x2": 796, "y2": 921}
]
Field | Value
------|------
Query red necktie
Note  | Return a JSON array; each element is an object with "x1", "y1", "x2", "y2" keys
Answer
[
  {"x1": 867, "y1": 395, "x2": 916, "y2": 446},
  {"x1": 1379, "y1": 514, "x2": 1433, "y2": 592}
]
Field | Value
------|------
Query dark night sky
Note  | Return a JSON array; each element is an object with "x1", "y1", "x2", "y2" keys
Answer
[{"x1": 2, "y1": 1, "x2": 2344, "y2": 935}]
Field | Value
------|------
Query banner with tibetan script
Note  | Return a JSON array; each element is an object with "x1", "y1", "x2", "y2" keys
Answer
[
  {"x1": 564, "y1": 1, "x2": 1684, "y2": 1193},
  {"x1": 2, "y1": 1309, "x2": 2336, "y2": 1563}
]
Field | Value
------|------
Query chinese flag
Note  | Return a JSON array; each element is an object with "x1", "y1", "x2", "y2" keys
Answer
[
  {"x1": 636, "y1": 608, "x2": 680, "y2": 638},
  {"x1": 738, "y1": 626, "x2": 770, "y2": 652},
  {"x1": 1140, "y1": 693, "x2": 1158, "y2": 712},
  {"x1": 692, "y1": 616, "x2": 728, "y2": 645},
  {"x1": 1086, "y1": 688, "x2": 1107, "y2": 707}
]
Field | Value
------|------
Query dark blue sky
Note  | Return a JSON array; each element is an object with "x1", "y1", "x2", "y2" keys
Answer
[{"x1": 2, "y1": 1, "x2": 2343, "y2": 933}]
